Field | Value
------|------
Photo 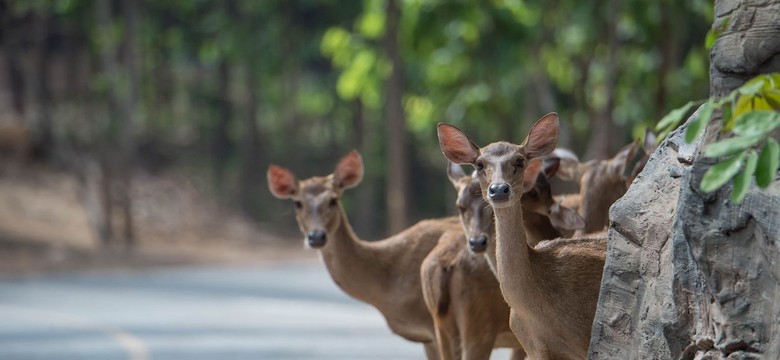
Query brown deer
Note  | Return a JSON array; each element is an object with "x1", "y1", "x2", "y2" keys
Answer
[
  {"x1": 419, "y1": 161, "x2": 585, "y2": 360},
  {"x1": 438, "y1": 113, "x2": 607, "y2": 360},
  {"x1": 267, "y1": 150, "x2": 461, "y2": 359},
  {"x1": 420, "y1": 229, "x2": 523, "y2": 360},
  {"x1": 552, "y1": 129, "x2": 656, "y2": 235},
  {"x1": 451, "y1": 160, "x2": 584, "y2": 274}
]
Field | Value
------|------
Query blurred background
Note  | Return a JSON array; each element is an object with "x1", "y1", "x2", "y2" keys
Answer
[
  {"x1": 0, "y1": 0, "x2": 712, "y2": 255},
  {"x1": 0, "y1": 0, "x2": 714, "y2": 358}
]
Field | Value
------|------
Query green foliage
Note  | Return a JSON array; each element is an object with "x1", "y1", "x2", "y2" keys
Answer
[
  {"x1": 756, "y1": 138, "x2": 779, "y2": 188},
  {"x1": 658, "y1": 73, "x2": 780, "y2": 203}
]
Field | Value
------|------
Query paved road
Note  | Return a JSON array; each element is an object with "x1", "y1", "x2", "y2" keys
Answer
[{"x1": 0, "y1": 264, "x2": 432, "y2": 360}]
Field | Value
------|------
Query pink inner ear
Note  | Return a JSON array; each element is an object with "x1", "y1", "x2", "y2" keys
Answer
[
  {"x1": 268, "y1": 166, "x2": 297, "y2": 197},
  {"x1": 335, "y1": 151, "x2": 364, "y2": 189},
  {"x1": 522, "y1": 159, "x2": 543, "y2": 190},
  {"x1": 438, "y1": 124, "x2": 478, "y2": 164},
  {"x1": 524, "y1": 114, "x2": 559, "y2": 159}
]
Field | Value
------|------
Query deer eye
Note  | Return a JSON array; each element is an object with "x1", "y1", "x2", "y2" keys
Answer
[
  {"x1": 515, "y1": 158, "x2": 525, "y2": 168},
  {"x1": 476, "y1": 160, "x2": 484, "y2": 171},
  {"x1": 294, "y1": 201, "x2": 303, "y2": 209},
  {"x1": 329, "y1": 198, "x2": 338, "y2": 207}
]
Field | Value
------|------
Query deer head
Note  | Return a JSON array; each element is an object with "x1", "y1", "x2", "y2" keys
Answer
[
  {"x1": 447, "y1": 157, "x2": 583, "y2": 254},
  {"x1": 438, "y1": 113, "x2": 560, "y2": 210},
  {"x1": 267, "y1": 150, "x2": 363, "y2": 248}
]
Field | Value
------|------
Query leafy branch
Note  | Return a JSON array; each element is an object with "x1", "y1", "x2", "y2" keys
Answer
[{"x1": 655, "y1": 73, "x2": 780, "y2": 203}]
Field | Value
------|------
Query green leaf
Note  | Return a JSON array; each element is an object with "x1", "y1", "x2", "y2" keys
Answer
[
  {"x1": 731, "y1": 151, "x2": 757, "y2": 203},
  {"x1": 737, "y1": 78, "x2": 766, "y2": 97},
  {"x1": 733, "y1": 111, "x2": 780, "y2": 137},
  {"x1": 722, "y1": 104, "x2": 735, "y2": 132},
  {"x1": 765, "y1": 91, "x2": 780, "y2": 109},
  {"x1": 701, "y1": 152, "x2": 745, "y2": 193},
  {"x1": 686, "y1": 102, "x2": 714, "y2": 142},
  {"x1": 655, "y1": 101, "x2": 696, "y2": 132},
  {"x1": 704, "y1": 134, "x2": 764, "y2": 157},
  {"x1": 756, "y1": 138, "x2": 780, "y2": 188}
]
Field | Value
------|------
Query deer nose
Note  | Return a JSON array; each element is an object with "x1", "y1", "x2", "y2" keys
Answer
[
  {"x1": 306, "y1": 230, "x2": 327, "y2": 248},
  {"x1": 468, "y1": 235, "x2": 488, "y2": 253},
  {"x1": 488, "y1": 183, "x2": 511, "y2": 201}
]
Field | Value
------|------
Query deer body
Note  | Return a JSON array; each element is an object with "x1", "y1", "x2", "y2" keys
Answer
[
  {"x1": 438, "y1": 113, "x2": 607, "y2": 360},
  {"x1": 268, "y1": 152, "x2": 460, "y2": 358},
  {"x1": 420, "y1": 229, "x2": 524, "y2": 360}
]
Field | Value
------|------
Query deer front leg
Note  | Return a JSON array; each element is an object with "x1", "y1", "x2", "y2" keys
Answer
[
  {"x1": 509, "y1": 348, "x2": 527, "y2": 360},
  {"x1": 423, "y1": 341, "x2": 441, "y2": 360}
]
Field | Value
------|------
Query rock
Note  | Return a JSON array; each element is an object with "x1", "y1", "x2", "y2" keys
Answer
[{"x1": 589, "y1": 1, "x2": 780, "y2": 358}]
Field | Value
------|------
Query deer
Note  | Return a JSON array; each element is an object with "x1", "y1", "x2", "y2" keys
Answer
[
  {"x1": 437, "y1": 113, "x2": 607, "y2": 360},
  {"x1": 449, "y1": 159, "x2": 585, "y2": 275},
  {"x1": 267, "y1": 150, "x2": 462, "y2": 360},
  {"x1": 551, "y1": 129, "x2": 657, "y2": 235},
  {"x1": 418, "y1": 160, "x2": 585, "y2": 360}
]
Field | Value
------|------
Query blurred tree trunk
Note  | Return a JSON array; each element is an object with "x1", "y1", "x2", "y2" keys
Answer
[
  {"x1": 584, "y1": 0, "x2": 620, "y2": 160},
  {"x1": 239, "y1": 66, "x2": 263, "y2": 215},
  {"x1": 95, "y1": 0, "x2": 118, "y2": 247},
  {"x1": 118, "y1": 0, "x2": 139, "y2": 248},
  {"x1": 213, "y1": 59, "x2": 232, "y2": 188},
  {"x1": 655, "y1": 6, "x2": 677, "y2": 121},
  {"x1": 31, "y1": 12, "x2": 52, "y2": 159},
  {"x1": 383, "y1": 0, "x2": 409, "y2": 234},
  {"x1": 94, "y1": 0, "x2": 138, "y2": 250},
  {"x1": 351, "y1": 99, "x2": 378, "y2": 237},
  {"x1": 281, "y1": 0, "x2": 302, "y2": 169},
  {"x1": 1, "y1": 5, "x2": 26, "y2": 117}
]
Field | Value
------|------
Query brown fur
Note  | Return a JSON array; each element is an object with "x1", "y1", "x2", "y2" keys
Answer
[
  {"x1": 438, "y1": 114, "x2": 608, "y2": 360},
  {"x1": 421, "y1": 230, "x2": 524, "y2": 360},
  {"x1": 268, "y1": 151, "x2": 461, "y2": 359}
]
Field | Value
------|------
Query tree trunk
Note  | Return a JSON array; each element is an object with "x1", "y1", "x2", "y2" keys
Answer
[
  {"x1": 383, "y1": 0, "x2": 409, "y2": 234},
  {"x1": 117, "y1": 0, "x2": 139, "y2": 249},
  {"x1": 588, "y1": 1, "x2": 780, "y2": 358},
  {"x1": 584, "y1": 0, "x2": 620, "y2": 161},
  {"x1": 213, "y1": 60, "x2": 232, "y2": 189},
  {"x1": 31, "y1": 12, "x2": 52, "y2": 159},
  {"x1": 350, "y1": 99, "x2": 379, "y2": 237},
  {"x1": 239, "y1": 65, "x2": 263, "y2": 215}
]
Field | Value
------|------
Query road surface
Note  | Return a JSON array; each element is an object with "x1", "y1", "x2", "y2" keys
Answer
[
  {"x1": 0, "y1": 264, "x2": 425, "y2": 359},
  {"x1": 0, "y1": 264, "x2": 514, "y2": 359}
]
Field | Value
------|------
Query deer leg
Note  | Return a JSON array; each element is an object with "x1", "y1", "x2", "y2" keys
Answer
[
  {"x1": 508, "y1": 348, "x2": 527, "y2": 360},
  {"x1": 423, "y1": 341, "x2": 440, "y2": 360}
]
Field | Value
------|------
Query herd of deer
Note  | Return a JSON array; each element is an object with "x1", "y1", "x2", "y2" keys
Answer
[{"x1": 268, "y1": 113, "x2": 656, "y2": 360}]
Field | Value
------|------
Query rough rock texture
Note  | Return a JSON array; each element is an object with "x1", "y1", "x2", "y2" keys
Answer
[{"x1": 588, "y1": 1, "x2": 780, "y2": 359}]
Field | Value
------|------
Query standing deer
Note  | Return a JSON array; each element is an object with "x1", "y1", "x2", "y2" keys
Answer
[
  {"x1": 552, "y1": 129, "x2": 656, "y2": 235},
  {"x1": 437, "y1": 113, "x2": 607, "y2": 360},
  {"x1": 267, "y1": 150, "x2": 461, "y2": 359},
  {"x1": 451, "y1": 160, "x2": 584, "y2": 275},
  {"x1": 418, "y1": 161, "x2": 585, "y2": 360}
]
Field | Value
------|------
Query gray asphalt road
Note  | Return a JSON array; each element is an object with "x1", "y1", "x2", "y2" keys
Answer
[{"x1": 0, "y1": 264, "x2": 429, "y2": 360}]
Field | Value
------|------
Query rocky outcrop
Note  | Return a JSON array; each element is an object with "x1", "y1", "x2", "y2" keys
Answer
[{"x1": 588, "y1": 0, "x2": 780, "y2": 359}]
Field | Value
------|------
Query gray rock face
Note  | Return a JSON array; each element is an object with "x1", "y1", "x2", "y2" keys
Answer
[{"x1": 589, "y1": 1, "x2": 780, "y2": 358}]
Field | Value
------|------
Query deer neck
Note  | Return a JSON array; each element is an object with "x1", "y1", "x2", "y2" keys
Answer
[
  {"x1": 493, "y1": 201, "x2": 538, "y2": 297},
  {"x1": 317, "y1": 206, "x2": 391, "y2": 305},
  {"x1": 522, "y1": 210, "x2": 561, "y2": 246}
]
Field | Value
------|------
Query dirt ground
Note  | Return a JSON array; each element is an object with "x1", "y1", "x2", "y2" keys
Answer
[{"x1": 0, "y1": 163, "x2": 316, "y2": 276}]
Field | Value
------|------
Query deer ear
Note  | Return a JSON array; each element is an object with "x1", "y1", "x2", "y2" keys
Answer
[
  {"x1": 643, "y1": 128, "x2": 658, "y2": 155},
  {"x1": 522, "y1": 158, "x2": 543, "y2": 191},
  {"x1": 614, "y1": 141, "x2": 640, "y2": 178},
  {"x1": 521, "y1": 113, "x2": 559, "y2": 160},
  {"x1": 438, "y1": 123, "x2": 479, "y2": 165},
  {"x1": 334, "y1": 150, "x2": 364, "y2": 190},
  {"x1": 542, "y1": 157, "x2": 561, "y2": 179},
  {"x1": 447, "y1": 161, "x2": 467, "y2": 188},
  {"x1": 548, "y1": 202, "x2": 586, "y2": 230},
  {"x1": 268, "y1": 165, "x2": 298, "y2": 199},
  {"x1": 548, "y1": 148, "x2": 581, "y2": 182}
]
